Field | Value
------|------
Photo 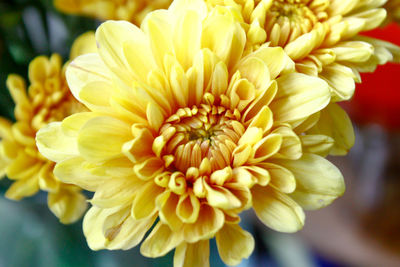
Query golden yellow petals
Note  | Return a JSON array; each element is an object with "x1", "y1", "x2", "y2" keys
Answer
[
  {"x1": 91, "y1": 178, "x2": 145, "y2": 208},
  {"x1": 48, "y1": 188, "x2": 88, "y2": 224},
  {"x1": 252, "y1": 185, "x2": 305, "y2": 233},
  {"x1": 319, "y1": 63, "x2": 356, "y2": 101},
  {"x1": 250, "y1": 46, "x2": 294, "y2": 79},
  {"x1": 174, "y1": 240, "x2": 210, "y2": 267},
  {"x1": 183, "y1": 204, "x2": 224, "y2": 243},
  {"x1": 216, "y1": 224, "x2": 255, "y2": 266},
  {"x1": 83, "y1": 206, "x2": 156, "y2": 250},
  {"x1": 141, "y1": 222, "x2": 184, "y2": 257},
  {"x1": 272, "y1": 73, "x2": 330, "y2": 122},
  {"x1": 176, "y1": 192, "x2": 201, "y2": 224},
  {"x1": 5, "y1": 175, "x2": 39, "y2": 200},
  {"x1": 258, "y1": 162, "x2": 296, "y2": 194},
  {"x1": 157, "y1": 191, "x2": 183, "y2": 231},
  {"x1": 300, "y1": 134, "x2": 334, "y2": 156},
  {"x1": 29, "y1": 0, "x2": 356, "y2": 265},
  {"x1": 308, "y1": 103, "x2": 355, "y2": 156},
  {"x1": 78, "y1": 116, "x2": 131, "y2": 162},
  {"x1": 277, "y1": 153, "x2": 345, "y2": 210},
  {"x1": 131, "y1": 181, "x2": 164, "y2": 220},
  {"x1": 36, "y1": 122, "x2": 78, "y2": 163},
  {"x1": 69, "y1": 31, "x2": 97, "y2": 60}
]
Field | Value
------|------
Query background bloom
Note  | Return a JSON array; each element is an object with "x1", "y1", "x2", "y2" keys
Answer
[
  {"x1": 0, "y1": 32, "x2": 96, "y2": 224},
  {"x1": 207, "y1": 0, "x2": 400, "y2": 155},
  {"x1": 54, "y1": 0, "x2": 173, "y2": 25},
  {"x1": 37, "y1": 0, "x2": 345, "y2": 265}
]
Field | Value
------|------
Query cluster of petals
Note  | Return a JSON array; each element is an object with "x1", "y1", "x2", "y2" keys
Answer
[
  {"x1": 207, "y1": 0, "x2": 400, "y2": 155},
  {"x1": 0, "y1": 32, "x2": 96, "y2": 223},
  {"x1": 37, "y1": 0, "x2": 345, "y2": 266},
  {"x1": 54, "y1": 0, "x2": 173, "y2": 25}
]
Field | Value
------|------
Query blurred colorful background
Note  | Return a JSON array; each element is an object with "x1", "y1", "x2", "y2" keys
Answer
[{"x1": 1, "y1": 0, "x2": 400, "y2": 266}]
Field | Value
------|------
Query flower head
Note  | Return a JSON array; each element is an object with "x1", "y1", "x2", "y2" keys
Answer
[
  {"x1": 0, "y1": 32, "x2": 96, "y2": 224},
  {"x1": 37, "y1": 0, "x2": 345, "y2": 265},
  {"x1": 54, "y1": 0, "x2": 173, "y2": 25}
]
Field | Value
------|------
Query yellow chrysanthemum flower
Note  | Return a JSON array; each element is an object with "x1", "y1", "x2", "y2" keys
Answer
[
  {"x1": 54, "y1": 0, "x2": 172, "y2": 25},
  {"x1": 207, "y1": 0, "x2": 400, "y2": 155},
  {"x1": 0, "y1": 32, "x2": 96, "y2": 224},
  {"x1": 37, "y1": 0, "x2": 344, "y2": 265}
]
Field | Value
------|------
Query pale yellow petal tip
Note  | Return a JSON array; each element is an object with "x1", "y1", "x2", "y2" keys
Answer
[
  {"x1": 48, "y1": 190, "x2": 88, "y2": 224},
  {"x1": 70, "y1": 31, "x2": 97, "y2": 60},
  {"x1": 5, "y1": 177, "x2": 40, "y2": 201}
]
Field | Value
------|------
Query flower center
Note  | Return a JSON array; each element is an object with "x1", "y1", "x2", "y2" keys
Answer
[
  {"x1": 265, "y1": 0, "x2": 329, "y2": 46},
  {"x1": 153, "y1": 105, "x2": 245, "y2": 173}
]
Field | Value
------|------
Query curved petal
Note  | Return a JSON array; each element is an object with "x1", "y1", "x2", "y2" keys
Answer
[
  {"x1": 276, "y1": 153, "x2": 345, "y2": 210},
  {"x1": 77, "y1": 116, "x2": 131, "y2": 162},
  {"x1": 48, "y1": 188, "x2": 88, "y2": 224},
  {"x1": 140, "y1": 222, "x2": 184, "y2": 257},
  {"x1": 174, "y1": 240, "x2": 210, "y2": 267},
  {"x1": 252, "y1": 185, "x2": 305, "y2": 233},
  {"x1": 308, "y1": 103, "x2": 355, "y2": 155},
  {"x1": 69, "y1": 31, "x2": 97, "y2": 60},
  {"x1": 216, "y1": 224, "x2": 255, "y2": 266},
  {"x1": 271, "y1": 73, "x2": 330, "y2": 123},
  {"x1": 131, "y1": 181, "x2": 164, "y2": 220},
  {"x1": 36, "y1": 122, "x2": 78, "y2": 163},
  {"x1": 54, "y1": 156, "x2": 107, "y2": 191},
  {"x1": 183, "y1": 204, "x2": 224, "y2": 243}
]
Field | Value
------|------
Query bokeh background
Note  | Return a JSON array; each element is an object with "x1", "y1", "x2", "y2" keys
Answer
[{"x1": 1, "y1": 0, "x2": 400, "y2": 266}]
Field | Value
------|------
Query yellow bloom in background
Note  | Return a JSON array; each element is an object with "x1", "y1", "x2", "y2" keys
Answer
[
  {"x1": 37, "y1": 0, "x2": 345, "y2": 265},
  {"x1": 0, "y1": 32, "x2": 96, "y2": 224},
  {"x1": 54, "y1": 0, "x2": 173, "y2": 25},
  {"x1": 207, "y1": 0, "x2": 400, "y2": 155},
  {"x1": 385, "y1": 0, "x2": 400, "y2": 23}
]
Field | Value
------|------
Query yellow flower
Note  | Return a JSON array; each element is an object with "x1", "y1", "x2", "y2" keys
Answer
[
  {"x1": 207, "y1": 0, "x2": 400, "y2": 155},
  {"x1": 0, "y1": 32, "x2": 96, "y2": 224},
  {"x1": 37, "y1": 0, "x2": 344, "y2": 265},
  {"x1": 54, "y1": 0, "x2": 172, "y2": 25}
]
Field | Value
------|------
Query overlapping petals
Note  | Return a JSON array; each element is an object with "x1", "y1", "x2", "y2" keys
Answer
[
  {"x1": 37, "y1": 0, "x2": 345, "y2": 266},
  {"x1": 0, "y1": 33, "x2": 96, "y2": 223},
  {"x1": 207, "y1": 0, "x2": 400, "y2": 155}
]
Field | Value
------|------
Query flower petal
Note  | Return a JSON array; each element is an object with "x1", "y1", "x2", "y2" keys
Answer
[
  {"x1": 174, "y1": 240, "x2": 210, "y2": 267},
  {"x1": 250, "y1": 46, "x2": 294, "y2": 79},
  {"x1": 69, "y1": 31, "x2": 97, "y2": 60},
  {"x1": 300, "y1": 134, "x2": 334, "y2": 157},
  {"x1": 216, "y1": 224, "x2": 255, "y2": 266},
  {"x1": 276, "y1": 153, "x2": 345, "y2": 210},
  {"x1": 131, "y1": 181, "x2": 164, "y2": 220},
  {"x1": 78, "y1": 116, "x2": 131, "y2": 162},
  {"x1": 271, "y1": 73, "x2": 330, "y2": 123},
  {"x1": 141, "y1": 222, "x2": 184, "y2": 257},
  {"x1": 96, "y1": 20, "x2": 155, "y2": 84},
  {"x1": 252, "y1": 185, "x2": 305, "y2": 233},
  {"x1": 48, "y1": 188, "x2": 88, "y2": 224},
  {"x1": 54, "y1": 156, "x2": 107, "y2": 191},
  {"x1": 36, "y1": 122, "x2": 79, "y2": 163},
  {"x1": 308, "y1": 103, "x2": 355, "y2": 155},
  {"x1": 5, "y1": 175, "x2": 39, "y2": 200},
  {"x1": 183, "y1": 204, "x2": 224, "y2": 243}
]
